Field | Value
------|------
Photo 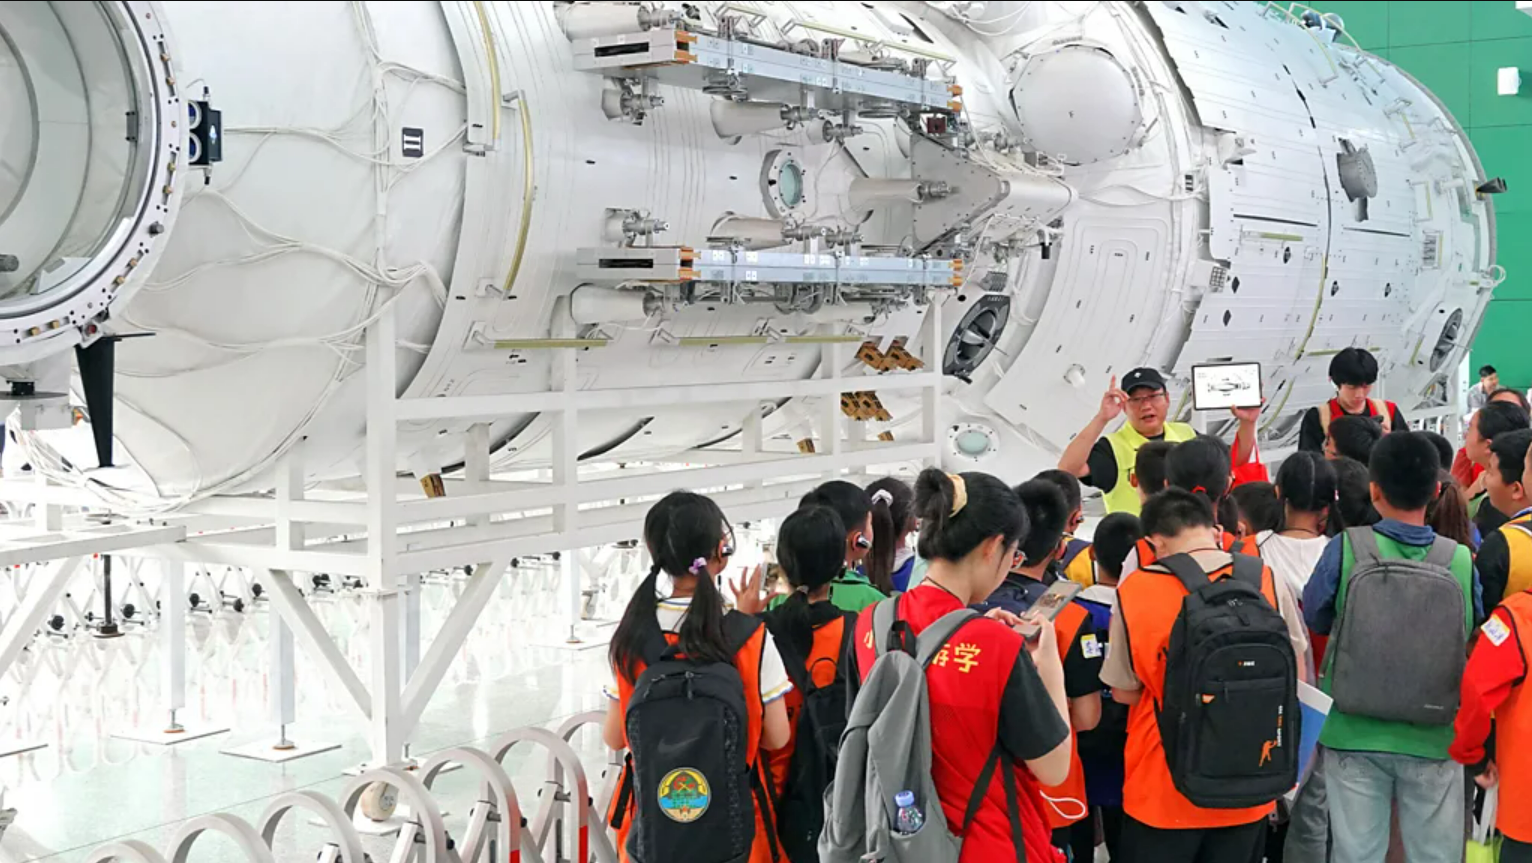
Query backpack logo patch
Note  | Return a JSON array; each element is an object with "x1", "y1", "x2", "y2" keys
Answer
[{"x1": 658, "y1": 767, "x2": 711, "y2": 823}]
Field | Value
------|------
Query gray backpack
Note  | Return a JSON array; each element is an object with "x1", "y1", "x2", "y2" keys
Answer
[
  {"x1": 820, "y1": 599, "x2": 1026, "y2": 863},
  {"x1": 1329, "y1": 528, "x2": 1467, "y2": 725}
]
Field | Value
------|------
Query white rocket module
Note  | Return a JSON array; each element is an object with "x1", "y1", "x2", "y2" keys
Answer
[{"x1": 0, "y1": 0, "x2": 1498, "y2": 502}]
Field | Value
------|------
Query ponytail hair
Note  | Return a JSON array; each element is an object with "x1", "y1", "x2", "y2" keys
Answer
[
  {"x1": 864, "y1": 477, "x2": 914, "y2": 594},
  {"x1": 609, "y1": 491, "x2": 734, "y2": 683},
  {"x1": 771, "y1": 505, "x2": 847, "y2": 659},
  {"x1": 1274, "y1": 451, "x2": 1340, "y2": 532},
  {"x1": 913, "y1": 468, "x2": 1027, "y2": 563}
]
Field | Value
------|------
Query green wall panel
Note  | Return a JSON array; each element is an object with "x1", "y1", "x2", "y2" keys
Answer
[
  {"x1": 1466, "y1": 125, "x2": 1531, "y2": 214},
  {"x1": 1472, "y1": 301, "x2": 1532, "y2": 389},
  {"x1": 1490, "y1": 212, "x2": 1532, "y2": 300},
  {"x1": 1471, "y1": 0, "x2": 1532, "y2": 42},
  {"x1": 1389, "y1": 0, "x2": 1472, "y2": 47},
  {"x1": 1389, "y1": 42, "x2": 1475, "y2": 126},
  {"x1": 1469, "y1": 38, "x2": 1532, "y2": 127}
]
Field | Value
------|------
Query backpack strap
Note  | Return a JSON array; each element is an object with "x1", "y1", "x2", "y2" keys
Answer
[
  {"x1": 1372, "y1": 398, "x2": 1392, "y2": 433},
  {"x1": 1154, "y1": 552, "x2": 1216, "y2": 596},
  {"x1": 915, "y1": 609, "x2": 980, "y2": 667},
  {"x1": 871, "y1": 597, "x2": 900, "y2": 656},
  {"x1": 830, "y1": 612, "x2": 856, "y2": 685},
  {"x1": 722, "y1": 609, "x2": 762, "y2": 652},
  {"x1": 1423, "y1": 535, "x2": 1459, "y2": 569},
  {"x1": 1346, "y1": 526, "x2": 1385, "y2": 569},
  {"x1": 1319, "y1": 401, "x2": 1335, "y2": 435},
  {"x1": 959, "y1": 745, "x2": 1028, "y2": 862},
  {"x1": 1228, "y1": 552, "x2": 1265, "y2": 590},
  {"x1": 638, "y1": 615, "x2": 672, "y2": 667}
]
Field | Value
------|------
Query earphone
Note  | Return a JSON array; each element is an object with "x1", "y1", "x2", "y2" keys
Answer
[
  {"x1": 854, "y1": 533, "x2": 872, "y2": 550},
  {"x1": 720, "y1": 540, "x2": 735, "y2": 557}
]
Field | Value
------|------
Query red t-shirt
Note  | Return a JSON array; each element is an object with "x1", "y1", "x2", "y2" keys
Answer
[
  {"x1": 850, "y1": 585, "x2": 1068, "y2": 863},
  {"x1": 1452, "y1": 447, "x2": 1486, "y2": 489}
]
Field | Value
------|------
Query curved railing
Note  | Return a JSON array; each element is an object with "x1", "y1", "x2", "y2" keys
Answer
[{"x1": 73, "y1": 729, "x2": 625, "y2": 863}]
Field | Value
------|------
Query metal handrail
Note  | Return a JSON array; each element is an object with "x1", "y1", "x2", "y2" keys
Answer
[{"x1": 77, "y1": 727, "x2": 616, "y2": 863}]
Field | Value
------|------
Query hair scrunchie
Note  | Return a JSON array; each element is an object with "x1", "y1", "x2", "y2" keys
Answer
[
  {"x1": 688, "y1": 557, "x2": 708, "y2": 574},
  {"x1": 947, "y1": 473, "x2": 969, "y2": 517},
  {"x1": 871, "y1": 489, "x2": 895, "y2": 507}
]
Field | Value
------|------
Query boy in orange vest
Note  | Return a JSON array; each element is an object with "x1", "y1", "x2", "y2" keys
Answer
[
  {"x1": 1102, "y1": 489, "x2": 1279, "y2": 860},
  {"x1": 1452, "y1": 430, "x2": 1532, "y2": 862}
]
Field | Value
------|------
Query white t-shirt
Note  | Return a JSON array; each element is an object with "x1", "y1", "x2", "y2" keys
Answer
[
  {"x1": 604, "y1": 595, "x2": 793, "y2": 704},
  {"x1": 1255, "y1": 530, "x2": 1329, "y2": 598}
]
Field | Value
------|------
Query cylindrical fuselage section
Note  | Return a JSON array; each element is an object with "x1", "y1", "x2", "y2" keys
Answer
[{"x1": 3, "y1": 1, "x2": 1493, "y2": 502}]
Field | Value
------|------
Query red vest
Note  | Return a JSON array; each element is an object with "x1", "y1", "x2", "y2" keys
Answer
[{"x1": 853, "y1": 587, "x2": 1064, "y2": 863}]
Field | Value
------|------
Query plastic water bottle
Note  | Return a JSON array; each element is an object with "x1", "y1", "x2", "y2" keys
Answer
[{"x1": 893, "y1": 790, "x2": 924, "y2": 835}]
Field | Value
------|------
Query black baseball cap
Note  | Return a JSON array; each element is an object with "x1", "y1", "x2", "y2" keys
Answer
[{"x1": 1121, "y1": 367, "x2": 1168, "y2": 394}]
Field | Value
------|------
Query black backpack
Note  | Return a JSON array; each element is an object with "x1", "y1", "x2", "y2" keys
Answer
[
  {"x1": 1153, "y1": 552, "x2": 1299, "y2": 809},
  {"x1": 615, "y1": 611, "x2": 779, "y2": 863},
  {"x1": 762, "y1": 607, "x2": 854, "y2": 863}
]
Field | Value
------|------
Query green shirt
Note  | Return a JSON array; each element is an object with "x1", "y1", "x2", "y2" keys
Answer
[
  {"x1": 1318, "y1": 533, "x2": 1475, "y2": 759},
  {"x1": 768, "y1": 568, "x2": 887, "y2": 614}
]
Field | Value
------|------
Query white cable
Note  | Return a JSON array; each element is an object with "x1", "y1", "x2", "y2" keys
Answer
[{"x1": 23, "y1": 0, "x2": 458, "y2": 510}]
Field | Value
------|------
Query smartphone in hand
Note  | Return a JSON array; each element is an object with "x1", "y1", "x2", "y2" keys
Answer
[{"x1": 1017, "y1": 580, "x2": 1083, "y2": 642}]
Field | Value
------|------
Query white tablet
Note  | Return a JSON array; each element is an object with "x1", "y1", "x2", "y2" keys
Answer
[{"x1": 1191, "y1": 362, "x2": 1263, "y2": 411}]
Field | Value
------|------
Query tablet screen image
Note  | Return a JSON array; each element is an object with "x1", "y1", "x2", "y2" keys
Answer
[{"x1": 1192, "y1": 362, "x2": 1263, "y2": 410}]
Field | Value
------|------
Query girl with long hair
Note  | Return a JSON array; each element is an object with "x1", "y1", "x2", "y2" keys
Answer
[
  {"x1": 603, "y1": 491, "x2": 792, "y2": 863},
  {"x1": 842, "y1": 468, "x2": 1073, "y2": 863}
]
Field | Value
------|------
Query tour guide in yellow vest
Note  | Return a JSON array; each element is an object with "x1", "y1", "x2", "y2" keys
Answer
[{"x1": 1058, "y1": 368, "x2": 1258, "y2": 515}]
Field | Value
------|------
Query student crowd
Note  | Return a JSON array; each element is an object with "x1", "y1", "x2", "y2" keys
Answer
[{"x1": 599, "y1": 347, "x2": 1532, "y2": 863}]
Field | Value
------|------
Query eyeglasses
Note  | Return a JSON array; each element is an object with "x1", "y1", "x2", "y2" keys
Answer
[{"x1": 1126, "y1": 391, "x2": 1168, "y2": 405}]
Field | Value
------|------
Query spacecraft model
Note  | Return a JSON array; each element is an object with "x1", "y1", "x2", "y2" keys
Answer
[{"x1": 0, "y1": 0, "x2": 1499, "y2": 504}]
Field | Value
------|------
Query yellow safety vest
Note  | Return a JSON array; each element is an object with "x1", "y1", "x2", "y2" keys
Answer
[
  {"x1": 1102, "y1": 421, "x2": 1197, "y2": 515},
  {"x1": 1500, "y1": 512, "x2": 1532, "y2": 600}
]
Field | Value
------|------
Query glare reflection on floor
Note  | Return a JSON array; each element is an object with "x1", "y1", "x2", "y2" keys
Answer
[{"x1": 0, "y1": 563, "x2": 632, "y2": 862}]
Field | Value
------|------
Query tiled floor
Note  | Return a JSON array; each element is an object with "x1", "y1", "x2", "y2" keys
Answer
[{"x1": 0, "y1": 568, "x2": 625, "y2": 863}]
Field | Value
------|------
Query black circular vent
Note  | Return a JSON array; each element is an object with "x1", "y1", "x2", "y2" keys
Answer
[{"x1": 943, "y1": 295, "x2": 1011, "y2": 378}]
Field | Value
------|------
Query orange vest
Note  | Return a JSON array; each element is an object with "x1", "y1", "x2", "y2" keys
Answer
[
  {"x1": 1134, "y1": 532, "x2": 1248, "y2": 571},
  {"x1": 765, "y1": 615, "x2": 847, "y2": 795},
  {"x1": 1116, "y1": 554, "x2": 1280, "y2": 829},
  {"x1": 607, "y1": 622, "x2": 779, "y2": 863},
  {"x1": 1042, "y1": 602, "x2": 1091, "y2": 830},
  {"x1": 1495, "y1": 592, "x2": 1532, "y2": 843}
]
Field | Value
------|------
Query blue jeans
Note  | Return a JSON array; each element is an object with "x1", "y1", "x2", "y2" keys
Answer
[
  {"x1": 1284, "y1": 745, "x2": 1330, "y2": 862},
  {"x1": 1326, "y1": 749, "x2": 1464, "y2": 863}
]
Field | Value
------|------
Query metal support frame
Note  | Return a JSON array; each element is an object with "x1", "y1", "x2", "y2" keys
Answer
[
  {"x1": 111, "y1": 559, "x2": 229, "y2": 746},
  {"x1": 0, "y1": 296, "x2": 948, "y2": 769},
  {"x1": 222, "y1": 443, "x2": 340, "y2": 762}
]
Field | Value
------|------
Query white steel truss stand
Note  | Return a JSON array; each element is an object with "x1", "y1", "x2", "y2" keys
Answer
[
  {"x1": 111, "y1": 560, "x2": 228, "y2": 746},
  {"x1": 0, "y1": 296, "x2": 944, "y2": 772},
  {"x1": 223, "y1": 444, "x2": 339, "y2": 763},
  {"x1": 0, "y1": 519, "x2": 186, "y2": 755}
]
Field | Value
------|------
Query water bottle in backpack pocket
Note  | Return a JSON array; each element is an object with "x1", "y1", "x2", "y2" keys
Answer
[
  {"x1": 1328, "y1": 528, "x2": 1467, "y2": 725},
  {"x1": 1154, "y1": 552, "x2": 1300, "y2": 809},
  {"x1": 819, "y1": 598, "x2": 1030, "y2": 863}
]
